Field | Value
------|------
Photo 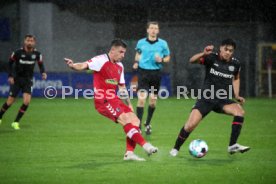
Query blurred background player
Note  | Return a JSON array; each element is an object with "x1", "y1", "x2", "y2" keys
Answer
[
  {"x1": 133, "y1": 21, "x2": 170, "y2": 135},
  {"x1": 0, "y1": 34, "x2": 47, "y2": 130},
  {"x1": 170, "y1": 39, "x2": 250, "y2": 156},
  {"x1": 65, "y1": 39, "x2": 158, "y2": 161}
]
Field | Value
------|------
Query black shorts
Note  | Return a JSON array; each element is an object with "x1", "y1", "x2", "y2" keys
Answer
[
  {"x1": 192, "y1": 98, "x2": 236, "y2": 117},
  {"x1": 9, "y1": 77, "x2": 33, "y2": 97},
  {"x1": 137, "y1": 67, "x2": 162, "y2": 95}
]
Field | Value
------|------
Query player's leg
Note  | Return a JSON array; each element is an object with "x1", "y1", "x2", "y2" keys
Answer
[
  {"x1": 222, "y1": 103, "x2": 250, "y2": 154},
  {"x1": 0, "y1": 82, "x2": 20, "y2": 123},
  {"x1": 136, "y1": 69, "x2": 149, "y2": 128},
  {"x1": 117, "y1": 112, "x2": 158, "y2": 158},
  {"x1": 117, "y1": 112, "x2": 145, "y2": 161},
  {"x1": 11, "y1": 93, "x2": 31, "y2": 130},
  {"x1": 136, "y1": 90, "x2": 147, "y2": 125},
  {"x1": 144, "y1": 71, "x2": 161, "y2": 134},
  {"x1": 0, "y1": 96, "x2": 16, "y2": 124},
  {"x1": 170, "y1": 109, "x2": 203, "y2": 156},
  {"x1": 170, "y1": 99, "x2": 213, "y2": 156}
]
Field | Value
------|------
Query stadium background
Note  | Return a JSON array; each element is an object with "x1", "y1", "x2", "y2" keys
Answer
[
  {"x1": 1, "y1": 1, "x2": 276, "y2": 184},
  {"x1": 0, "y1": 0, "x2": 276, "y2": 97}
]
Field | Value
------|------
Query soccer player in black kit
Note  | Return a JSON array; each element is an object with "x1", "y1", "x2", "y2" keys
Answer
[
  {"x1": 0, "y1": 35, "x2": 47, "y2": 130},
  {"x1": 170, "y1": 39, "x2": 250, "y2": 156}
]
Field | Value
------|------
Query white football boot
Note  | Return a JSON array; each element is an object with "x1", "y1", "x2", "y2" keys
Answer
[
  {"x1": 124, "y1": 151, "x2": 145, "y2": 161},
  {"x1": 143, "y1": 143, "x2": 158, "y2": 156},
  {"x1": 228, "y1": 143, "x2": 250, "y2": 154},
  {"x1": 169, "y1": 148, "x2": 179, "y2": 157}
]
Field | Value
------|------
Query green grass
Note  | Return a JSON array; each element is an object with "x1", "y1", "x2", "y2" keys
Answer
[{"x1": 0, "y1": 97, "x2": 275, "y2": 184}]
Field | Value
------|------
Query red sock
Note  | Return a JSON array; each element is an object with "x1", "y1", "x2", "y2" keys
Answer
[
  {"x1": 126, "y1": 137, "x2": 136, "y2": 152},
  {"x1": 123, "y1": 123, "x2": 146, "y2": 146}
]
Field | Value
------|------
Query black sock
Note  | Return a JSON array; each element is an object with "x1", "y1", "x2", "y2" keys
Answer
[
  {"x1": 145, "y1": 106, "x2": 155, "y2": 126},
  {"x1": 136, "y1": 107, "x2": 144, "y2": 121},
  {"x1": 0, "y1": 102, "x2": 10, "y2": 119},
  {"x1": 229, "y1": 116, "x2": 244, "y2": 146},
  {"x1": 174, "y1": 128, "x2": 191, "y2": 151},
  {"x1": 15, "y1": 104, "x2": 29, "y2": 122}
]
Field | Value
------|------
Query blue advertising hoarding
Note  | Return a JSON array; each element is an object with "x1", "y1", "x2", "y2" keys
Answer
[{"x1": 0, "y1": 72, "x2": 171, "y2": 98}]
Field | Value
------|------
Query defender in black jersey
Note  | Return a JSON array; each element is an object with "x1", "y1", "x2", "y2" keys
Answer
[
  {"x1": 170, "y1": 39, "x2": 250, "y2": 156},
  {"x1": 0, "y1": 35, "x2": 47, "y2": 130}
]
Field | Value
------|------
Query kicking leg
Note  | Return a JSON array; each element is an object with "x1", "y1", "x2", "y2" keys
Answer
[{"x1": 118, "y1": 112, "x2": 158, "y2": 160}]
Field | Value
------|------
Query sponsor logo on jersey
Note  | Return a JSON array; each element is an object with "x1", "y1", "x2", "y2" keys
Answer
[
  {"x1": 228, "y1": 66, "x2": 235, "y2": 72},
  {"x1": 116, "y1": 107, "x2": 121, "y2": 112},
  {"x1": 210, "y1": 68, "x2": 233, "y2": 79},
  {"x1": 105, "y1": 79, "x2": 118, "y2": 85},
  {"x1": 19, "y1": 59, "x2": 35, "y2": 64}
]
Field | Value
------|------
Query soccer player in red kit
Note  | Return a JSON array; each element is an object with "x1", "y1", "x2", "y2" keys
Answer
[{"x1": 64, "y1": 39, "x2": 158, "y2": 161}]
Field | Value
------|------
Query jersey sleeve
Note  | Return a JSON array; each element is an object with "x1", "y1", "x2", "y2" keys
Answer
[
  {"x1": 86, "y1": 54, "x2": 108, "y2": 72},
  {"x1": 9, "y1": 51, "x2": 18, "y2": 62},
  {"x1": 37, "y1": 52, "x2": 46, "y2": 73},
  {"x1": 200, "y1": 53, "x2": 216, "y2": 66},
  {"x1": 162, "y1": 41, "x2": 170, "y2": 56},
  {"x1": 37, "y1": 52, "x2": 43, "y2": 64},
  {"x1": 233, "y1": 60, "x2": 241, "y2": 76},
  {"x1": 135, "y1": 40, "x2": 142, "y2": 54}
]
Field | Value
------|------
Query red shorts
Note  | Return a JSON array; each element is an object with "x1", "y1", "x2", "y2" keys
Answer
[{"x1": 94, "y1": 98, "x2": 132, "y2": 122}]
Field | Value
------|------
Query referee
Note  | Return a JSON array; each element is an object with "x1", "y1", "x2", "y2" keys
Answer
[
  {"x1": 0, "y1": 34, "x2": 47, "y2": 130},
  {"x1": 133, "y1": 21, "x2": 170, "y2": 135}
]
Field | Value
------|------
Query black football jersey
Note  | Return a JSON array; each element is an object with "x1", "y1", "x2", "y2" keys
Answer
[
  {"x1": 199, "y1": 53, "x2": 240, "y2": 99},
  {"x1": 9, "y1": 48, "x2": 45, "y2": 79}
]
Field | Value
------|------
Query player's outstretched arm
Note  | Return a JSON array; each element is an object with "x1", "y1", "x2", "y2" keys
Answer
[
  {"x1": 189, "y1": 45, "x2": 214, "y2": 63},
  {"x1": 64, "y1": 58, "x2": 88, "y2": 71}
]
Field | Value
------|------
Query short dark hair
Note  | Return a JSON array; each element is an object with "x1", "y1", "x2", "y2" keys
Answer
[
  {"x1": 220, "y1": 38, "x2": 236, "y2": 49},
  {"x1": 110, "y1": 39, "x2": 127, "y2": 48},
  {"x1": 24, "y1": 34, "x2": 36, "y2": 40},
  {"x1": 147, "y1": 21, "x2": 159, "y2": 28}
]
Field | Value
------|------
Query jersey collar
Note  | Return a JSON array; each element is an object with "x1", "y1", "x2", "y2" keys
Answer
[{"x1": 146, "y1": 38, "x2": 159, "y2": 44}]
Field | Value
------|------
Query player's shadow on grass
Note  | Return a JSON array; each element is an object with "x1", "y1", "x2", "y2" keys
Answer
[
  {"x1": 67, "y1": 153, "x2": 134, "y2": 170},
  {"x1": 184, "y1": 157, "x2": 236, "y2": 166},
  {"x1": 0, "y1": 129, "x2": 15, "y2": 134}
]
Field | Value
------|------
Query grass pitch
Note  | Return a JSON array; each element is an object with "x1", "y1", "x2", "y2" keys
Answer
[{"x1": 0, "y1": 97, "x2": 275, "y2": 184}]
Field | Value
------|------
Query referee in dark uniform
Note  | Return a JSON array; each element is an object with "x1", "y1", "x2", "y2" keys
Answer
[
  {"x1": 0, "y1": 34, "x2": 47, "y2": 130},
  {"x1": 133, "y1": 21, "x2": 170, "y2": 134},
  {"x1": 170, "y1": 39, "x2": 250, "y2": 156}
]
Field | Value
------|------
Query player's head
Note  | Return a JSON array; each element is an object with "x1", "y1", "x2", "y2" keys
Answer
[
  {"x1": 219, "y1": 38, "x2": 236, "y2": 61},
  {"x1": 24, "y1": 34, "x2": 36, "y2": 50},
  {"x1": 147, "y1": 21, "x2": 159, "y2": 38},
  {"x1": 109, "y1": 39, "x2": 127, "y2": 62}
]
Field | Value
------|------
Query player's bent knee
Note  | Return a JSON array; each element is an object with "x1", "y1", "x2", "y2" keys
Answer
[
  {"x1": 7, "y1": 97, "x2": 15, "y2": 105},
  {"x1": 118, "y1": 112, "x2": 140, "y2": 127},
  {"x1": 137, "y1": 99, "x2": 146, "y2": 107},
  {"x1": 234, "y1": 106, "x2": 245, "y2": 116},
  {"x1": 237, "y1": 109, "x2": 245, "y2": 116}
]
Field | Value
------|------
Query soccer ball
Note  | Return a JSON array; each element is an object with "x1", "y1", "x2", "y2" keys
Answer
[{"x1": 189, "y1": 139, "x2": 208, "y2": 158}]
